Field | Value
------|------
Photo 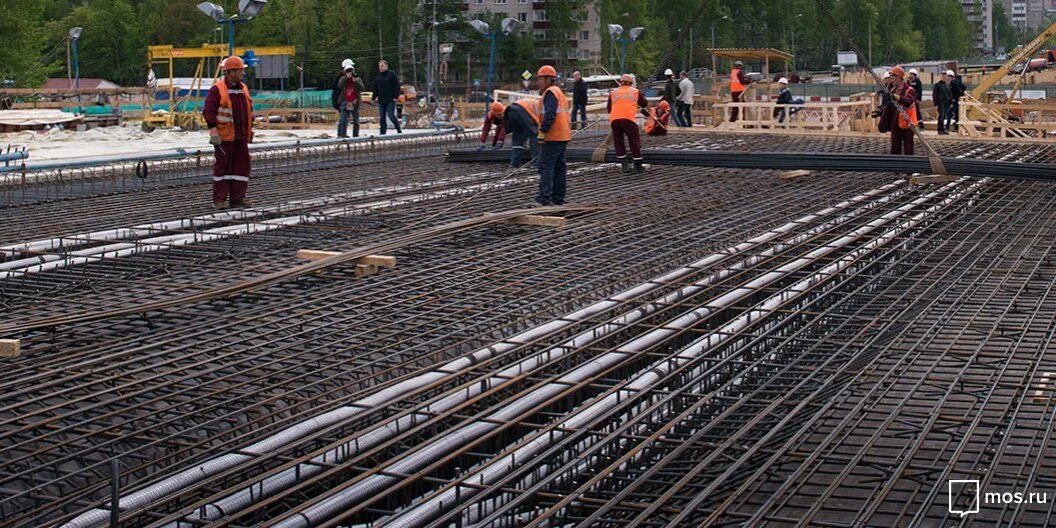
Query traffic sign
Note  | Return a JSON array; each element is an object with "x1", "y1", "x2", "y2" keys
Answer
[{"x1": 521, "y1": 70, "x2": 532, "y2": 80}]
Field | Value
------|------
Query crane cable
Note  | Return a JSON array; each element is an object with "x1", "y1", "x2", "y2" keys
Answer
[{"x1": 813, "y1": 0, "x2": 948, "y2": 175}]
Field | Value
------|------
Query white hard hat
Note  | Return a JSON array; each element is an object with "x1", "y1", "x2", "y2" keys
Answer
[
  {"x1": 341, "y1": 58, "x2": 355, "y2": 70},
  {"x1": 664, "y1": 68, "x2": 674, "y2": 76},
  {"x1": 778, "y1": 77, "x2": 789, "y2": 84},
  {"x1": 946, "y1": 69, "x2": 955, "y2": 76},
  {"x1": 908, "y1": 68, "x2": 918, "y2": 75}
]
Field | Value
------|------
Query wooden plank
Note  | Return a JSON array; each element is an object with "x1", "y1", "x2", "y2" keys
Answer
[
  {"x1": 297, "y1": 250, "x2": 397, "y2": 268},
  {"x1": 0, "y1": 339, "x2": 20, "y2": 358},
  {"x1": 502, "y1": 215, "x2": 566, "y2": 228},
  {"x1": 778, "y1": 169, "x2": 812, "y2": 180},
  {"x1": 297, "y1": 249, "x2": 342, "y2": 261},
  {"x1": 354, "y1": 264, "x2": 378, "y2": 278},
  {"x1": 911, "y1": 174, "x2": 958, "y2": 185}
]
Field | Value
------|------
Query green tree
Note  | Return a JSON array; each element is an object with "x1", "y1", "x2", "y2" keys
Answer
[
  {"x1": 0, "y1": 0, "x2": 55, "y2": 86},
  {"x1": 50, "y1": 0, "x2": 148, "y2": 86}
]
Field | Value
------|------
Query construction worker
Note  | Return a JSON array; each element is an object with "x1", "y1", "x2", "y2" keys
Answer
[
  {"x1": 478, "y1": 102, "x2": 506, "y2": 150},
  {"x1": 332, "y1": 59, "x2": 365, "y2": 138},
  {"x1": 907, "y1": 69, "x2": 924, "y2": 130},
  {"x1": 933, "y1": 71, "x2": 952, "y2": 135},
  {"x1": 879, "y1": 66, "x2": 918, "y2": 155},
  {"x1": 948, "y1": 70, "x2": 965, "y2": 132},
  {"x1": 371, "y1": 59, "x2": 402, "y2": 135},
  {"x1": 730, "y1": 60, "x2": 749, "y2": 122},
  {"x1": 504, "y1": 98, "x2": 540, "y2": 167},
  {"x1": 608, "y1": 74, "x2": 649, "y2": 173},
  {"x1": 535, "y1": 65, "x2": 571, "y2": 206},
  {"x1": 645, "y1": 100, "x2": 670, "y2": 136},
  {"x1": 677, "y1": 71, "x2": 695, "y2": 127},
  {"x1": 662, "y1": 69, "x2": 681, "y2": 125},
  {"x1": 203, "y1": 56, "x2": 254, "y2": 209}
]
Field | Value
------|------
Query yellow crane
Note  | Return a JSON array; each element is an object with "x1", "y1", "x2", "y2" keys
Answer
[{"x1": 970, "y1": 20, "x2": 1056, "y2": 101}]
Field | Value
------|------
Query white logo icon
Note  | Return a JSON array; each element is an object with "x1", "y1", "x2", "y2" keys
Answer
[{"x1": 949, "y1": 480, "x2": 981, "y2": 517}]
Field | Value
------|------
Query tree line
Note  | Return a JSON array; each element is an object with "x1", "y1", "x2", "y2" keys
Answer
[{"x1": 1, "y1": 0, "x2": 1027, "y2": 91}]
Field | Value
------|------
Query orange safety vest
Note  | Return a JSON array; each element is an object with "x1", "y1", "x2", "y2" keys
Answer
[
  {"x1": 513, "y1": 98, "x2": 542, "y2": 126},
  {"x1": 541, "y1": 85, "x2": 571, "y2": 142},
  {"x1": 215, "y1": 80, "x2": 253, "y2": 142},
  {"x1": 730, "y1": 68, "x2": 745, "y2": 92},
  {"x1": 609, "y1": 85, "x2": 640, "y2": 123},
  {"x1": 897, "y1": 88, "x2": 919, "y2": 129}
]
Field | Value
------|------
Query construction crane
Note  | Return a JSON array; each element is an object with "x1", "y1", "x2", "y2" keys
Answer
[{"x1": 970, "y1": 19, "x2": 1056, "y2": 100}]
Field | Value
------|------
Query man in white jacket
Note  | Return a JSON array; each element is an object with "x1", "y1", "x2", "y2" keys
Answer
[{"x1": 677, "y1": 71, "x2": 695, "y2": 127}]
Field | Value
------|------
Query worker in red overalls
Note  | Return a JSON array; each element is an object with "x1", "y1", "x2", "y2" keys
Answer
[
  {"x1": 203, "y1": 56, "x2": 254, "y2": 209},
  {"x1": 477, "y1": 102, "x2": 506, "y2": 150}
]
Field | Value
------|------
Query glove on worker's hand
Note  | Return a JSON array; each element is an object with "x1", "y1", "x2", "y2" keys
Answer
[{"x1": 209, "y1": 133, "x2": 222, "y2": 146}]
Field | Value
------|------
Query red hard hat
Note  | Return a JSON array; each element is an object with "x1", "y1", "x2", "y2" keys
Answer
[
  {"x1": 619, "y1": 74, "x2": 634, "y2": 85},
  {"x1": 537, "y1": 65, "x2": 557, "y2": 77},
  {"x1": 222, "y1": 56, "x2": 246, "y2": 72},
  {"x1": 888, "y1": 66, "x2": 905, "y2": 78},
  {"x1": 490, "y1": 102, "x2": 505, "y2": 115}
]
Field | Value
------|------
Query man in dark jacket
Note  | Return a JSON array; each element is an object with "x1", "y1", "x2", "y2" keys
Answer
[
  {"x1": 332, "y1": 59, "x2": 365, "y2": 138},
  {"x1": 932, "y1": 72, "x2": 952, "y2": 135},
  {"x1": 371, "y1": 59, "x2": 402, "y2": 135},
  {"x1": 571, "y1": 70, "x2": 588, "y2": 129},
  {"x1": 948, "y1": 70, "x2": 966, "y2": 132},
  {"x1": 662, "y1": 69, "x2": 682, "y2": 125}
]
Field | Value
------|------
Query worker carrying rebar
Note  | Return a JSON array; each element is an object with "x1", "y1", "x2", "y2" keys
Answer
[
  {"x1": 875, "y1": 66, "x2": 918, "y2": 156},
  {"x1": 203, "y1": 56, "x2": 254, "y2": 209},
  {"x1": 607, "y1": 73, "x2": 649, "y2": 173},
  {"x1": 477, "y1": 102, "x2": 506, "y2": 151},
  {"x1": 535, "y1": 64, "x2": 571, "y2": 206},
  {"x1": 504, "y1": 98, "x2": 540, "y2": 167}
]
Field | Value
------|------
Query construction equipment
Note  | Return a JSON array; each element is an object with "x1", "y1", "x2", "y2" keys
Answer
[
  {"x1": 970, "y1": 20, "x2": 1056, "y2": 101},
  {"x1": 142, "y1": 44, "x2": 295, "y2": 131}
]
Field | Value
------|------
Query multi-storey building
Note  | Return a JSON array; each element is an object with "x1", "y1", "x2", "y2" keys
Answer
[
  {"x1": 962, "y1": 0, "x2": 994, "y2": 52},
  {"x1": 463, "y1": 0, "x2": 601, "y2": 69}
]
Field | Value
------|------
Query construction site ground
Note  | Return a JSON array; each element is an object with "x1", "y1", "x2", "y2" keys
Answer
[{"x1": 2, "y1": 129, "x2": 1056, "y2": 527}]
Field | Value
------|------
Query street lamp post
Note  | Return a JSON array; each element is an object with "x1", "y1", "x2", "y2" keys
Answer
[
  {"x1": 197, "y1": 0, "x2": 268, "y2": 57},
  {"x1": 790, "y1": 13, "x2": 802, "y2": 70},
  {"x1": 607, "y1": 24, "x2": 644, "y2": 74},
  {"x1": 470, "y1": 17, "x2": 519, "y2": 113},
  {"x1": 711, "y1": 15, "x2": 728, "y2": 49},
  {"x1": 68, "y1": 27, "x2": 82, "y2": 96}
]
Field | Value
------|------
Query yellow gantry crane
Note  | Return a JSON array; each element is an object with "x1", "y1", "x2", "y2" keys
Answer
[
  {"x1": 143, "y1": 43, "x2": 295, "y2": 130},
  {"x1": 970, "y1": 20, "x2": 1056, "y2": 101}
]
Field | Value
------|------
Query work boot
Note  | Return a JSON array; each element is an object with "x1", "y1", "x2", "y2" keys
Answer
[
  {"x1": 213, "y1": 199, "x2": 228, "y2": 210},
  {"x1": 230, "y1": 199, "x2": 254, "y2": 208},
  {"x1": 618, "y1": 158, "x2": 631, "y2": 173},
  {"x1": 633, "y1": 161, "x2": 645, "y2": 174}
]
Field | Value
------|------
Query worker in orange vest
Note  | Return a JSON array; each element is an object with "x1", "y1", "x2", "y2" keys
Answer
[
  {"x1": 645, "y1": 100, "x2": 670, "y2": 137},
  {"x1": 534, "y1": 65, "x2": 571, "y2": 206},
  {"x1": 477, "y1": 102, "x2": 506, "y2": 150},
  {"x1": 607, "y1": 74, "x2": 649, "y2": 173},
  {"x1": 203, "y1": 56, "x2": 254, "y2": 209},
  {"x1": 504, "y1": 98, "x2": 540, "y2": 167},
  {"x1": 879, "y1": 66, "x2": 918, "y2": 155},
  {"x1": 730, "y1": 60, "x2": 750, "y2": 123}
]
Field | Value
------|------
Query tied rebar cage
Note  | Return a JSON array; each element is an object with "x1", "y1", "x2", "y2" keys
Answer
[{"x1": 0, "y1": 131, "x2": 1055, "y2": 528}]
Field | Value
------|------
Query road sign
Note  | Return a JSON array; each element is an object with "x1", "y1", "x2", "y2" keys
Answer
[{"x1": 521, "y1": 70, "x2": 532, "y2": 80}]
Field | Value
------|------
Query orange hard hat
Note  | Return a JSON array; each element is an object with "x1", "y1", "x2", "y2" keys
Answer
[
  {"x1": 537, "y1": 65, "x2": 557, "y2": 77},
  {"x1": 658, "y1": 100, "x2": 670, "y2": 110},
  {"x1": 888, "y1": 66, "x2": 905, "y2": 78},
  {"x1": 222, "y1": 56, "x2": 246, "y2": 72},
  {"x1": 490, "y1": 102, "x2": 505, "y2": 115},
  {"x1": 619, "y1": 74, "x2": 634, "y2": 85}
]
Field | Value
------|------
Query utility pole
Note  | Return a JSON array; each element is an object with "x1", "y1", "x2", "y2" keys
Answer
[{"x1": 66, "y1": 38, "x2": 72, "y2": 89}]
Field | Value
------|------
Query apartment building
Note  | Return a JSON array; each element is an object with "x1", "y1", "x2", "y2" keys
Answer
[
  {"x1": 962, "y1": 0, "x2": 994, "y2": 52},
  {"x1": 463, "y1": 0, "x2": 601, "y2": 68}
]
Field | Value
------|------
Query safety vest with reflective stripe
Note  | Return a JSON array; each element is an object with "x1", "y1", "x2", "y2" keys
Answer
[
  {"x1": 512, "y1": 98, "x2": 541, "y2": 125},
  {"x1": 542, "y1": 85, "x2": 571, "y2": 142},
  {"x1": 730, "y1": 68, "x2": 746, "y2": 92},
  {"x1": 609, "y1": 86, "x2": 640, "y2": 122},
  {"x1": 215, "y1": 80, "x2": 253, "y2": 142}
]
